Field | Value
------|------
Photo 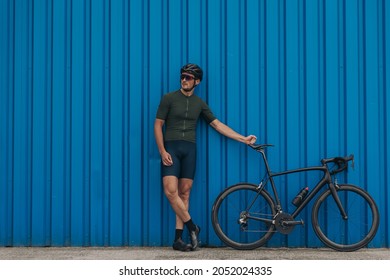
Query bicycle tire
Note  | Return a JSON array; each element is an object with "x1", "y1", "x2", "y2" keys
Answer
[
  {"x1": 312, "y1": 184, "x2": 379, "y2": 252},
  {"x1": 211, "y1": 183, "x2": 276, "y2": 250}
]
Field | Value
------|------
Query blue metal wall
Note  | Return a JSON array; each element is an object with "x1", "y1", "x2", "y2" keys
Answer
[{"x1": 0, "y1": 0, "x2": 389, "y2": 247}]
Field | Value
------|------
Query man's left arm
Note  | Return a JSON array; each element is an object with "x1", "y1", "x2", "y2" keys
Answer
[{"x1": 209, "y1": 119, "x2": 257, "y2": 145}]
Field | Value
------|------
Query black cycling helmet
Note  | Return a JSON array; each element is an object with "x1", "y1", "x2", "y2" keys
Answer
[{"x1": 181, "y1": 63, "x2": 203, "y2": 81}]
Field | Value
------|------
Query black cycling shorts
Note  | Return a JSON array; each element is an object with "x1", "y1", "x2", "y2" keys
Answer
[{"x1": 161, "y1": 140, "x2": 197, "y2": 179}]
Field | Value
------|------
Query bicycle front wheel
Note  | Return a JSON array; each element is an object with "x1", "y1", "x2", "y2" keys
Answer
[
  {"x1": 312, "y1": 184, "x2": 379, "y2": 251},
  {"x1": 211, "y1": 183, "x2": 276, "y2": 250}
]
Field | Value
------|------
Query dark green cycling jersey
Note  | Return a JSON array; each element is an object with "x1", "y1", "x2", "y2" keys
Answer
[{"x1": 156, "y1": 90, "x2": 217, "y2": 143}]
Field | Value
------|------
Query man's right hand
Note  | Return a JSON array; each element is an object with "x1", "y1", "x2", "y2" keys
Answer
[{"x1": 161, "y1": 151, "x2": 173, "y2": 166}]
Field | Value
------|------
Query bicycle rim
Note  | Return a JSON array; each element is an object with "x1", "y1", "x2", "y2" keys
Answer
[
  {"x1": 312, "y1": 184, "x2": 379, "y2": 251},
  {"x1": 211, "y1": 184, "x2": 276, "y2": 250}
]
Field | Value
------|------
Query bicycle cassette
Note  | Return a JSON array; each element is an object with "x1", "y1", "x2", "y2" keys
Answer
[
  {"x1": 274, "y1": 213, "x2": 295, "y2": 234},
  {"x1": 238, "y1": 211, "x2": 249, "y2": 231}
]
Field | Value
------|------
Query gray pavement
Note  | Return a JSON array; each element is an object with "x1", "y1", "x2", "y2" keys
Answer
[{"x1": 1, "y1": 246, "x2": 389, "y2": 260}]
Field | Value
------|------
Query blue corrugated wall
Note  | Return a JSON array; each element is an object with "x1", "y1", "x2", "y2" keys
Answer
[{"x1": 0, "y1": 0, "x2": 389, "y2": 248}]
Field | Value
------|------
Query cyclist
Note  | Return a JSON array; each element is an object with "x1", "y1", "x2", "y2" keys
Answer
[{"x1": 154, "y1": 63, "x2": 257, "y2": 251}]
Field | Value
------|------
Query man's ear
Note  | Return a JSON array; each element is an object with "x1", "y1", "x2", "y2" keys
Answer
[{"x1": 195, "y1": 79, "x2": 201, "y2": 86}]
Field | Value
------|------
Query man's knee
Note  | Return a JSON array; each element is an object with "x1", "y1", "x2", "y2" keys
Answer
[
  {"x1": 164, "y1": 188, "x2": 178, "y2": 202},
  {"x1": 178, "y1": 179, "x2": 193, "y2": 202},
  {"x1": 179, "y1": 189, "x2": 190, "y2": 202},
  {"x1": 163, "y1": 176, "x2": 179, "y2": 201}
]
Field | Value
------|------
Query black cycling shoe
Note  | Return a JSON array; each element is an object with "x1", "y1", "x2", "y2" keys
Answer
[
  {"x1": 172, "y1": 238, "x2": 192, "y2": 252},
  {"x1": 189, "y1": 226, "x2": 201, "y2": 250}
]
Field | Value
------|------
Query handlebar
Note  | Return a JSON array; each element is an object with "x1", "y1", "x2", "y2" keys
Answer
[{"x1": 321, "y1": 154, "x2": 354, "y2": 175}]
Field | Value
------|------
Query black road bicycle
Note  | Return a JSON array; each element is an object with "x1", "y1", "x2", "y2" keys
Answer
[{"x1": 211, "y1": 144, "x2": 379, "y2": 252}]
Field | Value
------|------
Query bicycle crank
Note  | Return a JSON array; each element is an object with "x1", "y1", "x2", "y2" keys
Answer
[{"x1": 274, "y1": 213, "x2": 304, "y2": 234}]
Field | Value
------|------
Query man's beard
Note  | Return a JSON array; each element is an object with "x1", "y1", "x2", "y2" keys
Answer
[{"x1": 181, "y1": 86, "x2": 194, "y2": 92}]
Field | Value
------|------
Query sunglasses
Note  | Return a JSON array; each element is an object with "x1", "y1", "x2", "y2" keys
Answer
[{"x1": 180, "y1": 74, "x2": 195, "y2": 81}]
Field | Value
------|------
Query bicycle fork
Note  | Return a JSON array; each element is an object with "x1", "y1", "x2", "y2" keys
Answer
[{"x1": 329, "y1": 179, "x2": 348, "y2": 220}]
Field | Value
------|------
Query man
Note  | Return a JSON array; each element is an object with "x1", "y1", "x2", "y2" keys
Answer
[{"x1": 154, "y1": 63, "x2": 257, "y2": 251}]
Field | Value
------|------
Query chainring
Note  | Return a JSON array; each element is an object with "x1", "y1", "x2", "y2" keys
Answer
[{"x1": 274, "y1": 212, "x2": 295, "y2": 234}]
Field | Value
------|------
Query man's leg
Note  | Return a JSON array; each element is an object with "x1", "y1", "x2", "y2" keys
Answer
[
  {"x1": 163, "y1": 176, "x2": 192, "y2": 251},
  {"x1": 177, "y1": 178, "x2": 200, "y2": 250},
  {"x1": 175, "y1": 178, "x2": 193, "y2": 230},
  {"x1": 163, "y1": 176, "x2": 191, "y2": 222}
]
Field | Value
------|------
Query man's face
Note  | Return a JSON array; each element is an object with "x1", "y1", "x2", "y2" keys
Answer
[{"x1": 180, "y1": 73, "x2": 199, "y2": 91}]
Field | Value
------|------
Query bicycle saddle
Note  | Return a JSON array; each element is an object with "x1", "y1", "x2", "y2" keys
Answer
[{"x1": 248, "y1": 144, "x2": 274, "y2": 151}]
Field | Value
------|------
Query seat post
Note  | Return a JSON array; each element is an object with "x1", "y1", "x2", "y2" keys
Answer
[{"x1": 260, "y1": 149, "x2": 273, "y2": 176}]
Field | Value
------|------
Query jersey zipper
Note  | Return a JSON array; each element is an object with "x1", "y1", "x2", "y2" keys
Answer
[{"x1": 183, "y1": 97, "x2": 189, "y2": 138}]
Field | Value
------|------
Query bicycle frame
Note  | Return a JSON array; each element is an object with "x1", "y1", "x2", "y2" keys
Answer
[{"x1": 258, "y1": 149, "x2": 339, "y2": 219}]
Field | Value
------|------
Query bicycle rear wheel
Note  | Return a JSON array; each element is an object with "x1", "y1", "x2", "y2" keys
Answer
[
  {"x1": 312, "y1": 184, "x2": 379, "y2": 251},
  {"x1": 211, "y1": 183, "x2": 276, "y2": 250}
]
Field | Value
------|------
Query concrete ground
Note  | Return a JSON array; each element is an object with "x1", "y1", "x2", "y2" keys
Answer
[{"x1": 0, "y1": 246, "x2": 389, "y2": 260}]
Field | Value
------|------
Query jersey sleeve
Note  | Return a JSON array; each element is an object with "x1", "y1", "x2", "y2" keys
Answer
[
  {"x1": 201, "y1": 100, "x2": 217, "y2": 124},
  {"x1": 156, "y1": 94, "x2": 170, "y2": 120}
]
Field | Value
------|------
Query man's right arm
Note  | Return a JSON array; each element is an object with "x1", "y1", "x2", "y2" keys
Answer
[
  {"x1": 154, "y1": 119, "x2": 173, "y2": 166},
  {"x1": 154, "y1": 119, "x2": 166, "y2": 154}
]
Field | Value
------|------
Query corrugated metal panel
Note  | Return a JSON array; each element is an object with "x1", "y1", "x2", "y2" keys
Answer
[{"x1": 0, "y1": 0, "x2": 389, "y2": 248}]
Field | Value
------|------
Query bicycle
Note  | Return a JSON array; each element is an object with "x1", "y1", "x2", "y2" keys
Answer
[{"x1": 211, "y1": 144, "x2": 379, "y2": 252}]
